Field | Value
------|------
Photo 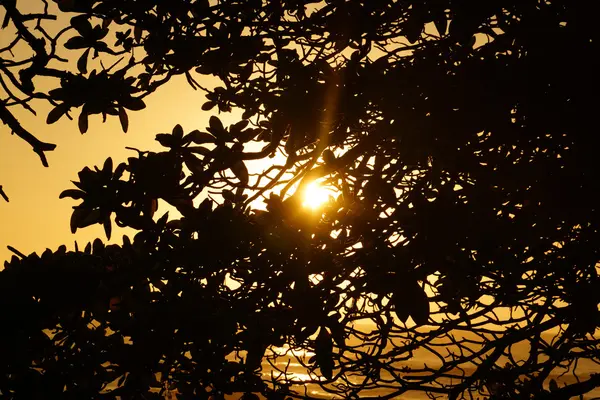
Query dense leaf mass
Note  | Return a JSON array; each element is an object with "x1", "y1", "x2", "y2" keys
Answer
[{"x1": 2, "y1": 0, "x2": 600, "y2": 399}]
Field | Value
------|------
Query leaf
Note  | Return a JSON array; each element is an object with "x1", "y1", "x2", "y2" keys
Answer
[
  {"x1": 78, "y1": 111, "x2": 89, "y2": 134},
  {"x1": 230, "y1": 120, "x2": 249, "y2": 135},
  {"x1": 155, "y1": 133, "x2": 175, "y2": 148},
  {"x1": 122, "y1": 97, "x2": 146, "y2": 111},
  {"x1": 77, "y1": 48, "x2": 90, "y2": 74},
  {"x1": 113, "y1": 162, "x2": 127, "y2": 179},
  {"x1": 103, "y1": 157, "x2": 113, "y2": 175},
  {"x1": 184, "y1": 154, "x2": 204, "y2": 174},
  {"x1": 111, "y1": 107, "x2": 126, "y2": 133},
  {"x1": 322, "y1": 149, "x2": 336, "y2": 165},
  {"x1": 189, "y1": 130, "x2": 216, "y2": 144},
  {"x1": 403, "y1": 17, "x2": 423, "y2": 44},
  {"x1": 449, "y1": 15, "x2": 476, "y2": 45},
  {"x1": 246, "y1": 343, "x2": 267, "y2": 371},
  {"x1": 433, "y1": 12, "x2": 448, "y2": 36},
  {"x1": 392, "y1": 291, "x2": 411, "y2": 323},
  {"x1": 172, "y1": 124, "x2": 184, "y2": 139},
  {"x1": 134, "y1": 25, "x2": 143, "y2": 43},
  {"x1": 319, "y1": 357, "x2": 334, "y2": 380},
  {"x1": 70, "y1": 207, "x2": 100, "y2": 233},
  {"x1": 238, "y1": 128, "x2": 260, "y2": 143},
  {"x1": 209, "y1": 116, "x2": 224, "y2": 133},
  {"x1": 231, "y1": 160, "x2": 249, "y2": 186},
  {"x1": 148, "y1": 198, "x2": 158, "y2": 217},
  {"x1": 156, "y1": 211, "x2": 169, "y2": 228},
  {"x1": 315, "y1": 328, "x2": 334, "y2": 380},
  {"x1": 101, "y1": 18, "x2": 111, "y2": 30},
  {"x1": 103, "y1": 215, "x2": 112, "y2": 240},
  {"x1": 64, "y1": 36, "x2": 87, "y2": 50},
  {"x1": 409, "y1": 281, "x2": 430, "y2": 325},
  {"x1": 222, "y1": 189, "x2": 235, "y2": 202},
  {"x1": 71, "y1": 15, "x2": 92, "y2": 36},
  {"x1": 327, "y1": 316, "x2": 345, "y2": 348},
  {"x1": 47, "y1": 105, "x2": 67, "y2": 124},
  {"x1": 93, "y1": 238, "x2": 104, "y2": 254},
  {"x1": 240, "y1": 62, "x2": 253, "y2": 81},
  {"x1": 201, "y1": 101, "x2": 216, "y2": 111},
  {"x1": 59, "y1": 189, "x2": 85, "y2": 199},
  {"x1": 57, "y1": 0, "x2": 76, "y2": 11},
  {"x1": 70, "y1": 208, "x2": 84, "y2": 233},
  {"x1": 188, "y1": 146, "x2": 211, "y2": 156}
]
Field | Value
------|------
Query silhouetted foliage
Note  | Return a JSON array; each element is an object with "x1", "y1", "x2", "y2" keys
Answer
[{"x1": 2, "y1": 0, "x2": 600, "y2": 398}]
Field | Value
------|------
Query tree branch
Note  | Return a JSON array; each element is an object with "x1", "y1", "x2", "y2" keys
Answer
[{"x1": 0, "y1": 102, "x2": 56, "y2": 167}]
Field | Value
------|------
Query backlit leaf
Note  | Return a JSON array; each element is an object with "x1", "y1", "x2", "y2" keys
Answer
[
  {"x1": 78, "y1": 111, "x2": 89, "y2": 134},
  {"x1": 231, "y1": 160, "x2": 249, "y2": 186},
  {"x1": 118, "y1": 107, "x2": 129, "y2": 133},
  {"x1": 47, "y1": 105, "x2": 67, "y2": 124}
]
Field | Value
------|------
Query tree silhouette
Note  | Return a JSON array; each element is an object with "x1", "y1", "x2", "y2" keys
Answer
[{"x1": 2, "y1": 0, "x2": 600, "y2": 399}]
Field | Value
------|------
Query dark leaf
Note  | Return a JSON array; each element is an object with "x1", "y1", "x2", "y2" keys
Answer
[
  {"x1": 222, "y1": 189, "x2": 235, "y2": 202},
  {"x1": 433, "y1": 12, "x2": 448, "y2": 36},
  {"x1": 118, "y1": 107, "x2": 129, "y2": 133},
  {"x1": 410, "y1": 281, "x2": 430, "y2": 325},
  {"x1": 64, "y1": 36, "x2": 88, "y2": 50},
  {"x1": 71, "y1": 15, "x2": 92, "y2": 36},
  {"x1": 246, "y1": 344, "x2": 266, "y2": 371},
  {"x1": 47, "y1": 105, "x2": 67, "y2": 124},
  {"x1": 188, "y1": 146, "x2": 211, "y2": 156},
  {"x1": 70, "y1": 208, "x2": 85, "y2": 233},
  {"x1": 322, "y1": 149, "x2": 336, "y2": 165},
  {"x1": 172, "y1": 124, "x2": 184, "y2": 139},
  {"x1": 59, "y1": 189, "x2": 85, "y2": 199},
  {"x1": 70, "y1": 207, "x2": 102, "y2": 233},
  {"x1": 392, "y1": 291, "x2": 411, "y2": 324},
  {"x1": 404, "y1": 18, "x2": 423, "y2": 44},
  {"x1": 149, "y1": 198, "x2": 158, "y2": 217},
  {"x1": 156, "y1": 134, "x2": 175, "y2": 147},
  {"x1": 134, "y1": 25, "x2": 143, "y2": 43},
  {"x1": 189, "y1": 130, "x2": 216, "y2": 144},
  {"x1": 113, "y1": 162, "x2": 127, "y2": 179},
  {"x1": 103, "y1": 157, "x2": 113, "y2": 175},
  {"x1": 231, "y1": 160, "x2": 249, "y2": 186},
  {"x1": 78, "y1": 111, "x2": 89, "y2": 134},
  {"x1": 184, "y1": 154, "x2": 204, "y2": 174},
  {"x1": 209, "y1": 116, "x2": 224, "y2": 133},
  {"x1": 201, "y1": 101, "x2": 216, "y2": 111},
  {"x1": 231, "y1": 120, "x2": 249, "y2": 134},
  {"x1": 103, "y1": 215, "x2": 112, "y2": 240},
  {"x1": 122, "y1": 97, "x2": 146, "y2": 111},
  {"x1": 316, "y1": 328, "x2": 334, "y2": 380},
  {"x1": 92, "y1": 238, "x2": 104, "y2": 254},
  {"x1": 77, "y1": 48, "x2": 90, "y2": 74}
]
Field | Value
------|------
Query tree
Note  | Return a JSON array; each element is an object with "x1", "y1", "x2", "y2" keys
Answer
[{"x1": 2, "y1": 0, "x2": 600, "y2": 398}]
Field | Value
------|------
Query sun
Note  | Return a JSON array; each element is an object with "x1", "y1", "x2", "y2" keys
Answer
[{"x1": 302, "y1": 181, "x2": 332, "y2": 210}]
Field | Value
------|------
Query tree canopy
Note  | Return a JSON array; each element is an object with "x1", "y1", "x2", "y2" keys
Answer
[{"x1": 2, "y1": 0, "x2": 600, "y2": 399}]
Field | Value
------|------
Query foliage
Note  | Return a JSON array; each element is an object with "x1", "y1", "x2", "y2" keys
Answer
[{"x1": 2, "y1": 0, "x2": 600, "y2": 399}]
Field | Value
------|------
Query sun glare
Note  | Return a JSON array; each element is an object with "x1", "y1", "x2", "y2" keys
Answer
[{"x1": 302, "y1": 182, "x2": 331, "y2": 210}]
